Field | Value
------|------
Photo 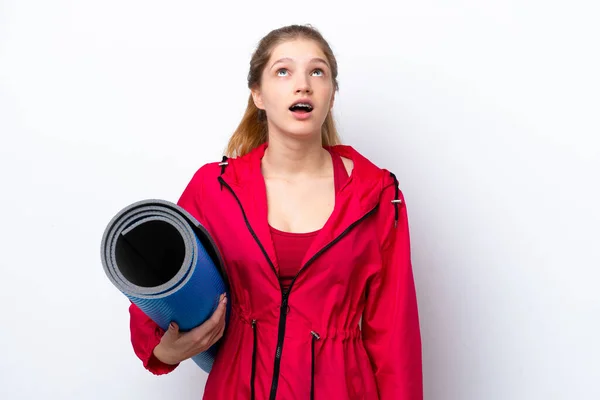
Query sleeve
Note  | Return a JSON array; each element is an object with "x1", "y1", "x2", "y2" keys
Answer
[
  {"x1": 129, "y1": 302, "x2": 179, "y2": 375},
  {"x1": 362, "y1": 184, "x2": 423, "y2": 399},
  {"x1": 127, "y1": 166, "x2": 207, "y2": 375},
  {"x1": 175, "y1": 165, "x2": 207, "y2": 223}
]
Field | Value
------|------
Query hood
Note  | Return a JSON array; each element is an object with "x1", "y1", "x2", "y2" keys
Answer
[
  {"x1": 221, "y1": 143, "x2": 394, "y2": 204},
  {"x1": 217, "y1": 142, "x2": 401, "y2": 233}
]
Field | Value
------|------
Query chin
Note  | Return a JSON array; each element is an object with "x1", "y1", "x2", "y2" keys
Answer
[
  {"x1": 285, "y1": 126, "x2": 322, "y2": 140},
  {"x1": 289, "y1": 118, "x2": 326, "y2": 136},
  {"x1": 269, "y1": 114, "x2": 325, "y2": 141}
]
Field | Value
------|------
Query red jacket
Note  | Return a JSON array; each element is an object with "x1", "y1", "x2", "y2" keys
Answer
[{"x1": 129, "y1": 143, "x2": 423, "y2": 399}]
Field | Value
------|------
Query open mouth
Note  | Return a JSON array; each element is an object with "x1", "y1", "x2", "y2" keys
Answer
[{"x1": 288, "y1": 102, "x2": 314, "y2": 113}]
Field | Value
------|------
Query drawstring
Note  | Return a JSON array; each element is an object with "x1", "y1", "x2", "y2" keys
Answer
[
  {"x1": 251, "y1": 319, "x2": 257, "y2": 400},
  {"x1": 310, "y1": 331, "x2": 320, "y2": 400},
  {"x1": 219, "y1": 156, "x2": 228, "y2": 191},
  {"x1": 389, "y1": 172, "x2": 402, "y2": 228}
]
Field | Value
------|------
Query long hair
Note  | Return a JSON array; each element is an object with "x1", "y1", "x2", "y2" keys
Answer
[{"x1": 225, "y1": 24, "x2": 341, "y2": 158}]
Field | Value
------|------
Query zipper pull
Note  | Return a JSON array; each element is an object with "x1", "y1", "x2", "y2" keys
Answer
[{"x1": 311, "y1": 331, "x2": 321, "y2": 341}]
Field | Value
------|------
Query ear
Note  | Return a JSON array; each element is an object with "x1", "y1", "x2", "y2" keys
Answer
[
  {"x1": 329, "y1": 92, "x2": 335, "y2": 110},
  {"x1": 251, "y1": 87, "x2": 265, "y2": 110}
]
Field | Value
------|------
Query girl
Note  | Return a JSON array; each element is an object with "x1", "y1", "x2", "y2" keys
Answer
[{"x1": 129, "y1": 24, "x2": 423, "y2": 399}]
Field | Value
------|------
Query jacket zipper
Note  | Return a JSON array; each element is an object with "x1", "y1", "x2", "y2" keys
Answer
[
  {"x1": 269, "y1": 206, "x2": 378, "y2": 400},
  {"x1": 218, "y1": 178, "x2": 281, "y2": 280},
  {"x1": 218, "y1": 177, "x2": 378, "y2": 400}
]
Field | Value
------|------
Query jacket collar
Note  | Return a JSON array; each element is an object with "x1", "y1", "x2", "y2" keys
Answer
[{"x1": 218, "y1": 142, "x2": 391, "y2": 271}]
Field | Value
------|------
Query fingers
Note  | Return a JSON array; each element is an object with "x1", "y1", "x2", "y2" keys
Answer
[
  {"x1": 216, "y1": 318, "x2": 226, "y2": 340},
  {"x1": 208, "y1": 313, "x2": 226, "y2": 346},
  {"x1": 187, "y1": 293, "x2": 227, "y2": 336},
  {"x1": 160, "y1": 322, "x2": 179, "y2": 348},
  {"x1": 209, "y1": 293, "x2": 227, "y2": 325},
  {"x1": 177, "y1": 293, "x2": 228, "y2": 357},
  {"x1": 169, "y1": 321, "x2": 179, "y2": 332}
]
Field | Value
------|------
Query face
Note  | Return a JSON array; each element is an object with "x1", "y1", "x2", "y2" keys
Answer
[{"x1": 251, "y1": 39, "x2": 335, "y2": 141}]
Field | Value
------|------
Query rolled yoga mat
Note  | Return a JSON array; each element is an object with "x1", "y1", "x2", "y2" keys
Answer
[{"x1": 100, "y1": 199, "x2": 229, "y2": 373}]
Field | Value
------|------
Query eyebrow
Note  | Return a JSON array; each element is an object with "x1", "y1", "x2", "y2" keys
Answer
[{"x1": 270, "y1": 57, "x2": 330, "y2": 70}]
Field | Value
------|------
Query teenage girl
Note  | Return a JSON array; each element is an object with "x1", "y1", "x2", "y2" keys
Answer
[{"x1": 129, "y1": 24, "x2": 423, "y2": 400}]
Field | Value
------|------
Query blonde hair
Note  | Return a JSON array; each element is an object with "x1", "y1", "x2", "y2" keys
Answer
[{"x1": 225, "y1": 24, "x2": 341, "y2": 158}]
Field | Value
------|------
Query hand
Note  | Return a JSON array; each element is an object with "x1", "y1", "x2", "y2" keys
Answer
[{"x1": 153, "y1": 293, "x2": 228, "y2": 365}]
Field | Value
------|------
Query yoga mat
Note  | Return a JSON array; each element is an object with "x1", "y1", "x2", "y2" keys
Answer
[{"x1": 100, "y1": 199, "x2": 229, "y2": 373}]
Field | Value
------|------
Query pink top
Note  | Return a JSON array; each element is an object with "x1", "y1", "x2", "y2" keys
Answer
[{"x1": 269, "y1": 149, "x2": 349, "y2": 292}]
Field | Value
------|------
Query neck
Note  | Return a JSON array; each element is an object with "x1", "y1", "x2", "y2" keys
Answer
[{"x1": 262, "y1": 133, "x2": 330, "y2": 178}]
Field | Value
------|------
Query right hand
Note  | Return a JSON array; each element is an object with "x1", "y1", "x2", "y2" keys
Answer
[{"x1": 153, "y1": 293, "x2": 228, "y2": 365}]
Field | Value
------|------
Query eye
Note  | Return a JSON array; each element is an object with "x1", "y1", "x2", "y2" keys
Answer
[
  {"x1": 277, "y1": 68, "x2": 289, "y2": 77},
  {"x1": 312, "y1": 68, "x2": 324, "y2": 77}
]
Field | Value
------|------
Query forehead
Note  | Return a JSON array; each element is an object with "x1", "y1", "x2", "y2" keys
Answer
[{"x1": 268, "y1": 39, "x2": 328, "y2": 65}]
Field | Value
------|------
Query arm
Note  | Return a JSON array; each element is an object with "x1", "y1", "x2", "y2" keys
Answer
[
  {"x1": 362, "y1": 184, "x2": 423, "y2": 399},
  {"x1": 129, "y1": 302, "x2": 179, "y2": 375},
  {"x1": 128, "y1": 166, "x2": 209, "y2": 374}
]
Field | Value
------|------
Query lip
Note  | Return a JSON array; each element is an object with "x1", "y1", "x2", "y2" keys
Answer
[
  {"x1": 290, "y1": 109, "x2": 313, "y2": 120},
  {"x1": 288, "y1": 98, "x2": 314, "y2": 120},
  {"x1": 289, "y1": 98, "x2": 314, "y2": 109}
]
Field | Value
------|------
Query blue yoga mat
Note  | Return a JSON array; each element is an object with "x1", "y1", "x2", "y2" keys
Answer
[{"x1": 100, "y1": 199, "x2": 229, "y2": 373}]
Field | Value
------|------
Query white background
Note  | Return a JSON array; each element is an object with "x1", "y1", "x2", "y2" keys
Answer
[{"x1": 1, "y1": 1, "x2": 599, "y2": 399}]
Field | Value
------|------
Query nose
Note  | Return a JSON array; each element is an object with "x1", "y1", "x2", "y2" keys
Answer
[
  {"x1": 295, "y1": 85, "x2": 312, "y2": 94},
  {"x1": 295, "y1": 75, "x2": 312, "y2": 94}
]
